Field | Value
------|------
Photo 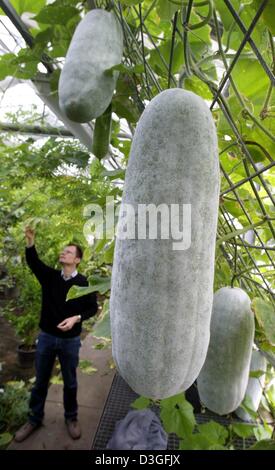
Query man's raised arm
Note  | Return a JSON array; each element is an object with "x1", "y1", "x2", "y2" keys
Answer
[{"x1": 25, "y1": 226, "x2": 54, "y2": 284}]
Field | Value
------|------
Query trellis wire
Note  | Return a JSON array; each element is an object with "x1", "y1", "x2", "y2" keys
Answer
[
  {"x1": 210, "y1": 0, "x2": 270, "y2": 109},
  {"x1": 223, "y1": 0, "x2": 275, "y2": 85}
]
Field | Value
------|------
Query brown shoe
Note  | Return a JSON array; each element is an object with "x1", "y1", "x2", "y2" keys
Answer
[
  {"x1": 14, "y1": 421, "x2": 40, "y2": 443},
  {"x1": 66, "y1": 419, "x2": 81, "y2": 440}
]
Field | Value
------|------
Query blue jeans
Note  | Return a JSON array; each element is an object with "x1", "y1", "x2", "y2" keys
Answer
[{"x1": 29, "y1": 331, "x2": 81, "y2": 425}]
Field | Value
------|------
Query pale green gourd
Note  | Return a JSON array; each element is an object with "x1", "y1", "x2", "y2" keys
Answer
[
  {"x1": 197, "y1": 287, "x2": 255, "y2": 415},
  {"x1": 235, "y1": 350, "x2": 266, "y2": 422},
  {"x1": 110, "y1": 88, "x2": 220, "y2": 399},
  {"x1": 58, "y1": 9, "x2": 123, "y2": 123}
]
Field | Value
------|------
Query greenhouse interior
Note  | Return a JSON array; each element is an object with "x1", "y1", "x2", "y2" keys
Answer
[{"x1": 0, "y1": 0, "x2": 274, "y2": 455}]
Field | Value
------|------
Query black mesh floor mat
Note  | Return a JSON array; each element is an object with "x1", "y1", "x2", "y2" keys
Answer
[{"x1": 92, "y1": 373, "x2": 256, "y2": 450}]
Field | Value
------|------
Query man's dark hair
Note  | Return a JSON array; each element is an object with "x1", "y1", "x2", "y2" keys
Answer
[{"x1": 67, "y1": 243, "x2": 83, "y2": 260}]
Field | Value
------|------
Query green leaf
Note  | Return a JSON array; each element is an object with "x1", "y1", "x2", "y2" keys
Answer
[
  {"x1": 180, "y1": 432, "x2": 228, "y2": 450},
  {"x1": 157, "y1": 0, "x2": 179, "y2": 21},
  {"x1": 160, "y1": 394, "x2": 195, "y2": 438},
  {"x1": 34, "y1": 5, "x2": 79, "y2": 25},
  {"x1": 253, "y1": 0, "x2": 275, "y2": 35},
  {"x1": 231, "y1": 59, "x2": 270, "y2": 107},
  {"x1": 252, "y1": 298, "x2": 275, "y2": 346},
  {"x1": 245, "y1": 143, "x2": 270, "y2": 163},
  {"x1": 34, "y1": 27, "x2": 54, "y2": 44},
  {"x1": 66, "y1": 276, "x2": 111, "y2": 300},
  {"x1": 249, "y1": 439, "x2": 275, "y2": 450},
  {"x1": 197, "y1": 421, "x2": 228, "y2": 446},
  {"x1": 79, "y1": 359, "x2": 97, "y2": 375},
  {"x1": 253, "y1": 423, "x2": 273, "y2": 442},
  {"x1": 180, "y1": 434, "x2": 212, "y2": 450},
  {"x1": 239, "y1": 395, "x2": 259, "y2": 421},
  {"x1": 131, "y1": 396, "x2": 151, "y2": 410},
  {"x1": 214, "y1": 0, "x2": 237, "y2": 31},
  {"x1": 148, "y1": 39, "x2": 184, "y2": 76},
  {"x1": 265, "y1": 385, "x2": 275, "y2": 410},
  {"x1": 208, "y1": 444, "x2": 228, "y2": 450},
  {"x1": 188, "y1": 10, "x2": 212, "y2": 57},
  {"x1": 89, "y1": 275, "x2": 111, "y2": 294},
  {"x1": 66, "y1": 285, "x2": 95, "y2": 301},
  {"x1": 0, "y1": 432, "x2": 13, "y2": 447},
  {"x1": 231, "y1": 423, "x2": 256, "y2": 438},
  {"x1": 184, "y1": 76, "x2": 212, "y2": 100},
  {"x1": 223, "y1": 200, "x2": 244, "y2": 219},
  {"x1": 249, "y1": 369, "x2": 266, "y2": 379},
  {"x1": 112, "y1": 95, "x2": 140, "y2": 123},
  {"x1": 3, "y1": 0, "x2": 46, "y2": 15},
  {"x1": 92, "y1": 300, "x2": 111, "y2": 339},
  {"x1": 160, "y1": 392, "x2": 188, "y2": 408},
  {"x1": 0, "y1": 53, "x2": 38, "y2": 80}
]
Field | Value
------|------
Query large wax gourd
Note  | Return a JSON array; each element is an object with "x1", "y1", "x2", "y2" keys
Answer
[
  {"x1": 58, "y1": 9, "x2": 123, "y2": 123},
  {"x1": 110, "y1": 88, "x2": 220, "y2": 399},
  {"x1": 197, "y1": 287, "x2": 255, "y2": 415}
]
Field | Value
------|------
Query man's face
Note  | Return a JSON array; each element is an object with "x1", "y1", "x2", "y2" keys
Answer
[{"x1": 59, "y1": 245, "x2": 80, "y2": 266}]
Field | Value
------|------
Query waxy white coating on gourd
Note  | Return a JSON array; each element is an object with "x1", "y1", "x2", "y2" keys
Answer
[
  {"x1": 110, "y1": 88, "x2": 220, "y2": 399},
  {"x1": 235, "y1": 350, "x2": 266, "y2": 422},
  {"x1": 197, "y1": 287, "x2": 255, "y2": 415},
  {"x1": 58, "y1": 9, "x2": 123, "y2": 122}
]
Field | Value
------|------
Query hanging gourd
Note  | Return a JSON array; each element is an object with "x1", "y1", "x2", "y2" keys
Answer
[
  {"x1": 110, "y1": 88, "x2": 220, "y2": 399},
  {"x1": 58, "y1": 9, "x2": 123, "y2": 122},
  {"x1": 197, "y1": 287, "x2": 255, "y2": 415}
]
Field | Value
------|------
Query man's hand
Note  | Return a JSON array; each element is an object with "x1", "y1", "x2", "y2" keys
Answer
[
  {"x1": 57, "y1": 316, "x2": 80, "y2": 331},
  {"x1": 25, "y1": 226, "x2": 35, "y2": 247}
]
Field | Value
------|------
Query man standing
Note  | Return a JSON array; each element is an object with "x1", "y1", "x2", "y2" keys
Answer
[{"x1": 15, "y1": 227, "x2": 98, "y2": 442}]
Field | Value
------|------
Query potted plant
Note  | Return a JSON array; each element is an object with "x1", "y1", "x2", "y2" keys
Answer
[
  {"x1": 2, "y1": 266, "x2": 40, "y2": 368},
  {"x1": 3, "y1": 304, "x2": 39, "y2": 368},
  {"x1": 14, "y1": 313, "x2": 38, "y2": 368}
]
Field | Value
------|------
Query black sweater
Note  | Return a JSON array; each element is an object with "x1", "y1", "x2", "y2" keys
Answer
[{"x1": 26, "y1": 245, "x2": 98, "y2": 338}]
